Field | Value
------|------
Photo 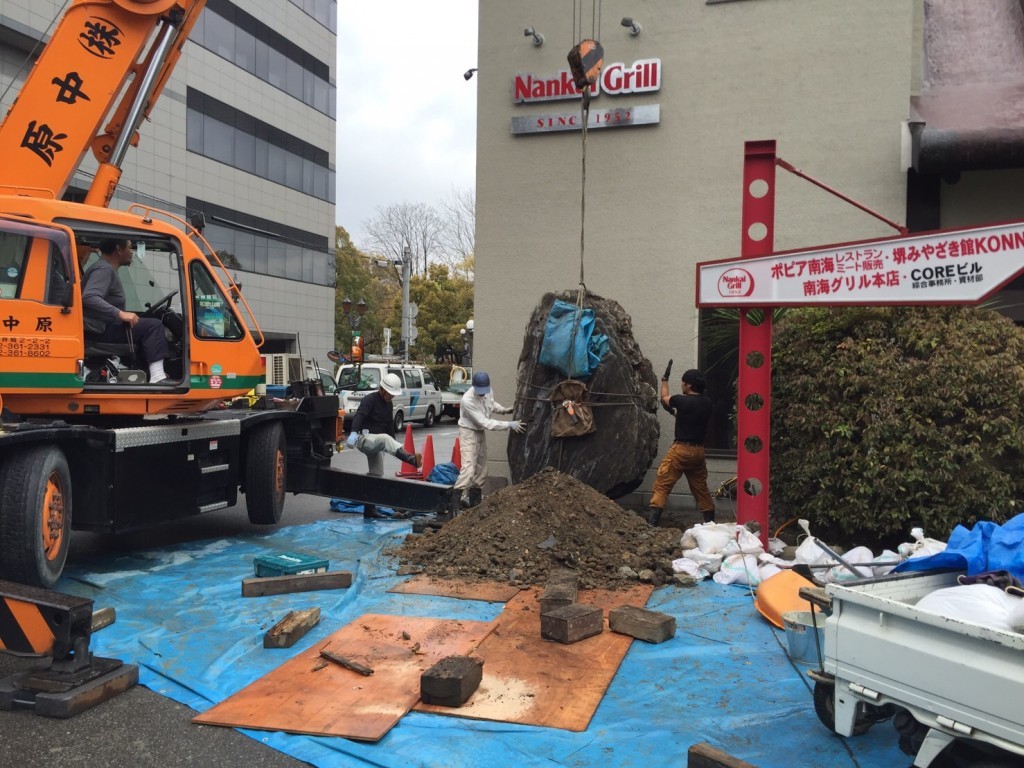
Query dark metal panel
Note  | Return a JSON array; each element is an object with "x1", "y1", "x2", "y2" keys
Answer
[{"x1": 288, "y1": 464, "x2": 454, "y2": 513}]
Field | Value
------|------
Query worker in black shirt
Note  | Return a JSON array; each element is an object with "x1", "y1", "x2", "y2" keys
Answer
[
  {"x1": 647, "y1": 368, "x2": 715, "y2": 526},
  {"x1": 344, "y1": 373, "x2": 422, "y2": 518}
]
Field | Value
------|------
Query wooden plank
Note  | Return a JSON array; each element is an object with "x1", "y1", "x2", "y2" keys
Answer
[
  {"x1": 415, "y1": 584, "x2": 653, "y2": 731},
  {"x1": 193, "y1": 614, "x2": 494, "y2": 742},
  {"x1": 688, "y1": 742, "x2": 759, "y2": 768},
  {"x1": 241, "y1": 570, "x2": 352, "y2": 597},
  {"x1": 263, "y1": 607, "x2": 320, "y2": 649},
  {"x1": 388, "y1": 575, "x2": 522, "y2": 603},
  {"x1": 90, "y1": 606, "x2": 116, "y2": 633}
]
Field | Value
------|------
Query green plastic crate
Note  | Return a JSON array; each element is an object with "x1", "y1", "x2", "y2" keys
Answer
[{"x1": 254, "y1": 552, "x2": 329, "y2": 577}]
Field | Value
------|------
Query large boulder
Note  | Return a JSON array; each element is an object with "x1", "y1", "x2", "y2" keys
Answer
[{"x1": 507, "y1": 291, "x2": 660, "y2": 499}]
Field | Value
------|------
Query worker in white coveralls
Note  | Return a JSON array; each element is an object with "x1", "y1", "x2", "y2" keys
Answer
[
  {"x1": 454, "y1": 371, "x2": 525, "y2": 509},
  {"x1": 345, "y1": 373, "x2": 422, "y2": 519}
]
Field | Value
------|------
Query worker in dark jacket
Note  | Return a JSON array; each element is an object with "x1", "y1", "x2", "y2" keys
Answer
[
  {"x1": 345, "y1": 372, "x2": 421, "y2": 518},
  {"x1": 648, "y1": 368, "x2": 716, "y2": 526}
]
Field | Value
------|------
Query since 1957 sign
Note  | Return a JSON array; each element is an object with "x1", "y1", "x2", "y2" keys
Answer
[{"x1": 697, "y1": 220, "x2": 1024, "y2": 308}]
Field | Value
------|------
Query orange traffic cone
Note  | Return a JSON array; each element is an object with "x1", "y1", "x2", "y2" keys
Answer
[
  {"x1": 420, "y1": 434, "x2": 436, "y2": 481},
  {"x1": 451, "y1": 437, "x2": 462, "y2": 470},
  {"x1": 397, "y1": 424, "x2": 419, "y2": 476}
]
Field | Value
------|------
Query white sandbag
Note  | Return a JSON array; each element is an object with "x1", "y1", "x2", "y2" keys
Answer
[
  {"x1": 679, "y1": 527, "x2": 699, "y2": 550},
  {"x1": 758, "y1": 552, "x2": 791, "y2": 568},
  {"x1": 680, "y1": 547, "x2": 723, "y2": 574},
  {"x1": 915, "y1": 584, "x2": 1018, "y2": 632},
  {"x1": 767, "y1": 537, "x2": 787, "y2": 556},
  {"x1": 828, "y1": 546, "x2": 875, "y2": 582},
  {"x1": 1010, "y1": 597, "x2": 1024, "y2": 634},
  {"x1": 671, "y1": 558, "x2": 709, "y2": 580},
  {"x1": 794, "y1": 536, "x2": 831, "y2": 566},
  {"x1": 712, "y1": 553, "x2": 762, "y2": 586},
  {"x1": 736, "y1": 527, "x2": 764, "y2": 555},
  {"x1": 693, "y1": 523, "x2": 738, "y2": 554},
  {"x1": 758, "y1": 563, "x2": 783, "y2": 581},
  {"x1": 872, "y1": 549, "x2": 902, "y2": 577},
  {"x1": 898, "y1": 527, "x2": 947, "y2": 559}
]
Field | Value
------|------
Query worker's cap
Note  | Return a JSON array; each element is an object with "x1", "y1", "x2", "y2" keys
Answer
[
  {"x1": 380, "y1": 373, "x2": 403, "y2": 396},
  {"x1": 472, "y1": 371, "x2": 491, "y2": 395}
]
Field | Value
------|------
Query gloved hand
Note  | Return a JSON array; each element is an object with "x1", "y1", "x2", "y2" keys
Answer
[
  {"x1": 508, "y1": 420, "x2": 526, "y2": 434},
  {"x1": 662, "y1": 359, "x2": 673, "y2": 382},
  {"x1": 345, "y1": 432, "x2": 358, "y2": 448}
]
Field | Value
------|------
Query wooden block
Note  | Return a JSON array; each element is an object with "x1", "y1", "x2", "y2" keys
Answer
[
  {"x1": 540, "y1": 603, "x2": 603, "y2": 644},
  {"x1": 608, "y1": 605, "x2": 676, "y2": 644},
  {"x1": 420, "y1": 655, "x2": 483, "y2": 707},
  {"x1": 687, "y1": 742, "x2": 759, "y2": 768},
  {"x1": 263, "y1": 607, "x2": 321, "y2": 648},
  {"x1": 90, "y1": 606, "x2": 116, "y2": 633},
  {"x1": 539, "y1": 569, "x2": 579, "y2": 614},
  {"x1": 242, "y1": 570, "x2": 352, "y2": 597}
]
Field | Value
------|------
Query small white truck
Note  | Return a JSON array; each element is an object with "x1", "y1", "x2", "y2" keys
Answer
[{"x1": 813, "y1": 571, "x2": 1024, "y2": 768}]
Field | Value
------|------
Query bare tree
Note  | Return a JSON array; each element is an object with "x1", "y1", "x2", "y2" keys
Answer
[
  {"x1": 362, "y1": 202, "x2": 442, "y2": 276},
  {"x1": 437, "y1": 187, "x2": 475, "y2": 277}
]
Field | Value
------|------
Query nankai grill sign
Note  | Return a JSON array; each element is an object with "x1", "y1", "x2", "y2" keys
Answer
[{"x1": 513, "y1": 58, "x2": 661, "y2": 103}]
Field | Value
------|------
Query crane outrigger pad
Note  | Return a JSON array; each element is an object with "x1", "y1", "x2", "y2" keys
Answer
[{"x1": 0, "y1": 580, "x2": 137, "y2": 717}]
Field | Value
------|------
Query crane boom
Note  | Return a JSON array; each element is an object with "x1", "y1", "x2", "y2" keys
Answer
[{"x1": 0, "y1": 0, "x2": 205, "y2": 204}]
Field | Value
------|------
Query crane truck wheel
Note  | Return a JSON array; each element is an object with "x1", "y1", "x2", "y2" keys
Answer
[
  {"x1": 245, "y1": 422, "x2": 286, "y2": 525},
  {"x1": 0, "y1": 445, "x2": 72, "y2": 588}
]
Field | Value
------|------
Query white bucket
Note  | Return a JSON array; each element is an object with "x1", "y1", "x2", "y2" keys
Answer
[{"x1": 782, "y1": 610, "x2": 824, "y2": 665}]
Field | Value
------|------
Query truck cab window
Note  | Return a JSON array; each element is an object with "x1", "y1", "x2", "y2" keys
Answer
[
  {"x1": 0, "y1": 232, "x2": 30, "y2": 299},
  {"x1": 189, "y1": 262, "x2": 244, "y2": 340}
]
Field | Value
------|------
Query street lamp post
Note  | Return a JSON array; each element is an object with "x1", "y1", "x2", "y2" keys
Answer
[
  {"x1": 340, "y1": 296, "x2": 367, "y2": 361},
  {"x1": 401, "y1": 245, "x2": 412, "y2": 363},
  {"x1": 460, "y1": 318, "x2": 474, "y2": 366}
]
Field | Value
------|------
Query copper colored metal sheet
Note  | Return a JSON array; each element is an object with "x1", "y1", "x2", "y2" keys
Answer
[
  {"x1": 388, "y1": 574, "x2": 523, "y2": 603},
  {"x1": 414, "y1": 585, "x2": 654, "y2": 731},
  {"x1": 193, "y1": 614, "x2": 494, "y2": 742}
]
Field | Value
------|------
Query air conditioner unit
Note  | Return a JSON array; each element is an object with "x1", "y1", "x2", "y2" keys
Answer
[{"x1": 262, "y1": 353, "x2": 303, "y2": 386}]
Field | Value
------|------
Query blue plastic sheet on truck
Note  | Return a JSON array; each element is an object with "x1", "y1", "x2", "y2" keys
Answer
[
  {"x1": 57, "y1": 519, "x2": 908, "y2": 768},
  {"x1": 893, "y1": 512, "x2": 1024, "y2": 583},
  {"x1": 538, "y1": 299, "x2": 609, "y2": 378}
]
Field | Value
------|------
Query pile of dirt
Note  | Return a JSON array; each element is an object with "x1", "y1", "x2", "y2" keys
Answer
[{"x1": 394, "y1": 467, "x2": 683, "y2": 589}]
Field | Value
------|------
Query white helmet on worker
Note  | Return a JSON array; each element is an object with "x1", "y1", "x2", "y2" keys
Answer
[{"x1": 380, "y1": 373, "x2": 403, "y2": 397}]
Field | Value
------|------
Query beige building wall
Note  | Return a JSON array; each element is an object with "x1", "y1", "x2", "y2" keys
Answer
[{"x1": 475, "y1": 0, "x2": 917, "y2": 507}]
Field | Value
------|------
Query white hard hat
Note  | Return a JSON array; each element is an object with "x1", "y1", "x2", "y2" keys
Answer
[{"x1": 381, "y1": 373, "x2": 403, "y2": 397}]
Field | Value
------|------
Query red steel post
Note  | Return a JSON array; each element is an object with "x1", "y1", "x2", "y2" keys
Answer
[{"x1": 737, "y1": 141, "x2": 777, "y2": 543}]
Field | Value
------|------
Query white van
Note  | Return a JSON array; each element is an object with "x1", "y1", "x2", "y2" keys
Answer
[{"x1": 335, "y1": 362, "x2": 442, "y2": 432}]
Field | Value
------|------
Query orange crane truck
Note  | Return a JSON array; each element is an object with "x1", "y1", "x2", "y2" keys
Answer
[{"x1": 0, "y1": 0, "x2": 452, "y2": 590}]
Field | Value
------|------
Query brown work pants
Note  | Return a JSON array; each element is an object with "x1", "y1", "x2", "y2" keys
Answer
[{"x1": 650, "y1": 442, "x2": 715, "y2": 513}]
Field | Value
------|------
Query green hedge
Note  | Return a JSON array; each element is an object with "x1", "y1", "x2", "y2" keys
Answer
[{"x1": 770, "y1": 306, "x2": 1024, "y2": 542}]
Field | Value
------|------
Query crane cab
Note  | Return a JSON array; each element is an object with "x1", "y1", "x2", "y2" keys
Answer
[{"x1": 0, "y1": 196, "x2": 264, "y2": 418}]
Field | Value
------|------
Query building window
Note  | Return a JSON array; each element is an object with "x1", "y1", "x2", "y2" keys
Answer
[
  {"x1": 186, "y1": 90, "x2": 335, "y2": 204},
  {"x1": 698, "y1": 308, "x2": 740, "y2": 455},
  {"x1": 198, "y1": 0, "x2": 336, "y2": 119},
  {"x1": 289, "y1": 0, "x2": 337, "y2": 32},
  {"x1": 188, "y1": 197, "x2": 334, "y2": 289}
]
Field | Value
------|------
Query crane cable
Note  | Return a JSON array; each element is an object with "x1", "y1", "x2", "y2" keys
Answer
[{"x1": 566, "y1": 0, "x2": 602, "y2": 382}]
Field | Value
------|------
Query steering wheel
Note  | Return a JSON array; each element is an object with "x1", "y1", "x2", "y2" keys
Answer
[{"x1": 145, "y1": 290, "x2": 178, "y2": 316}]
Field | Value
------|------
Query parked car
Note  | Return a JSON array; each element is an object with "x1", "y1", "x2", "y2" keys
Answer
[
  {"x1": 439, "y1": 380, "x2": 469, "y2": 422},
  {"x1": 335, "y1": 362, "x2": 442, "y2": 432}
]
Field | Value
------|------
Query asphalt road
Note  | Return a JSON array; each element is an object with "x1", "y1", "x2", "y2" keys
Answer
[{"x1": 0, "y1": 421, "x2": 461, "y2": 768}]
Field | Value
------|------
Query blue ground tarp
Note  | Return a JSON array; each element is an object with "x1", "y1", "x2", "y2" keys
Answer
[{"x1": 57, "y1": 519, "x2": 908, "y2": 767}]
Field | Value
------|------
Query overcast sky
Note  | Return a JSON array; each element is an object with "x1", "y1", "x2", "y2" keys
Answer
[{"x1": 336, "y1": 2, "x2": 479, "y2": 249}]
